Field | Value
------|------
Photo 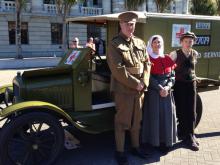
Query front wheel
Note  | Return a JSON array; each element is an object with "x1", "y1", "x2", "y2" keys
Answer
[{"x1": 0, "y1": 112, "x2": 64, "y2": 165}]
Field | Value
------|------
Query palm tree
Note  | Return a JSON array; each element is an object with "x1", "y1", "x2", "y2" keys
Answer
[
  {"x1": 125, "y1": 0, "x2": 146, "y2": 10},
  {"x1": 55, "y1": 0, "x2": 79, "y2": 50},
  {"x1": 154, "y1": 0, "x2": 173, "y2": 13},
  {"x1": 215, "y1": 0, "x2": 220, "y2": 15},
  {"x1": 15, "y1": 0, "x2": 27, "y2": 59},
  {"x1": 191, "y1": 0, "x2": 217, "y2": 15},
  {"x1": 124, "y1": 0, "x2": 172, "y2": 12}
]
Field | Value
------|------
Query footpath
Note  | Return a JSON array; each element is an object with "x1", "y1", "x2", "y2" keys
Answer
[
  {"x1": 0, "y1": 57, "x2": 61, "y2": 69},
  {"x1": 0, "y1": 57, "x2": 220, "y2": 165}
]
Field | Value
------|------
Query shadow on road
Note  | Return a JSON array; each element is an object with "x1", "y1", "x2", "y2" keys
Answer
[
  {"x1": 196, "y1": 131, "x2": 220, "y2": 138},
  {"x1": 55, "y1": 129, "x2": 165, "y2": 165}
]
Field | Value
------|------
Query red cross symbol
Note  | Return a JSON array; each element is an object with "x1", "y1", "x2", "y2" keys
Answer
[
  {"x1": 176, "y1": 27, "x2": 185, "y2": 39},
  {"x1": 67, "y1": 52, "x2": 77, "y2": 63}
]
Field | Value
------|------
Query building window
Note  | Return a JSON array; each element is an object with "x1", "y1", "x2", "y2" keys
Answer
[
  {"x1": 87, "y1": 24, "x2": 101, "y2": 39},
  {"x1": 44, "y1": 0, "x2": 55, "y2": 4},
  {"x1": 8, "y1": 21, "x2": 15, "y2": 44},
  {"x1": 93, "y1": 0, "x2": 98, "y2": 6},
  {"x1": 21, "y1": 22, "x2": 29, "y2": 44},
  {"x1": 51, "y1": 23, "x2": 62, "y2": 44},
  {"x1": 8, "y1": 21, "x2": 29, "y2": 45},
  {"x1": 83, "y1": 0, "x2": 102, "y2": 7}
]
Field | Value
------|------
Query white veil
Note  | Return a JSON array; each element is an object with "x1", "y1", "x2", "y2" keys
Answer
[{"x1": 146, "y1": 35, "x2": 164, "y2": 59}]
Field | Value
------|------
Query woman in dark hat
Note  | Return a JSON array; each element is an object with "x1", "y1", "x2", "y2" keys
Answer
[{"x1": 169, "y1": 31, "x2": 200, "y2": 151}]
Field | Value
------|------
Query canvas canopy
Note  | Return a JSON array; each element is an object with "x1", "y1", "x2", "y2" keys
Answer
[{"x1": 66, "y1": 11, "x2": 220, "y2": 24}]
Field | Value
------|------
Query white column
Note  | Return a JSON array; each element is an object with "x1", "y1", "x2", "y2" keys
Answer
[
  {"x1": 31, "y1": 0, "x2": 44, "y2": 13},
  {"x1": 112, "y1": 0, "x2": 125, "y2": 13},
  {"x1": 183, "y1": 0, "x2": 189, "y2": 14},
  {"x1": 147, "y1": 0, "x2": 157, "y2": 12},
  {"x1": 170, "y1": 1, "x2": 176, "y2": 13},
  {"x1": 102, "y1": 0, "x2": 111, "y2": 14},
  {"x1": 138, "y1": 2, "x2": 146, "y2": 11},
  {"x1": 175, "y1": 0, "x2": 182, "y2": 14}
]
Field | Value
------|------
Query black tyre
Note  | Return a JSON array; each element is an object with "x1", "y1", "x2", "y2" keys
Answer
[
  {"x1": 4, "y1": 87, "x2": 14, "y2": 106},
  {"x1": 195, "y1": 94, "x2": 203, "y2": 128},
  {"x1": 0, "y1": 112, "x2": 64, "y2": 165},
  {"x1": 0, "y1": 93, "x2": 4, "y2": 109}
]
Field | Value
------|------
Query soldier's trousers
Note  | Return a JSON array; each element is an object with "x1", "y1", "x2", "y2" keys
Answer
[
  {"x1": 173, "y1": 81, "x2": 197, "y2": 139},
  {"x1": 114, "y1": 92, "x2": 144, "y2": 152}
]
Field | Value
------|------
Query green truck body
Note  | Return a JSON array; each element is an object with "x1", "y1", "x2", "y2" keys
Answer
[{"x1": 67, "y1": 12, "x2": 220, "y2": 90}]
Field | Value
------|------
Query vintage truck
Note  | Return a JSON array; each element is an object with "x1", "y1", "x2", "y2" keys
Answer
[{"x1": 0, "y1": 11, "x2": 220, "y2": 164}]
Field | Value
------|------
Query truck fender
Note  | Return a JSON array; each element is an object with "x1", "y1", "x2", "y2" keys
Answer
[
  {"x1": 0, "y1": 85, "x2": 13, "y2": 106},
  {"x1": 0, "y1": 84, "x2": 12, "y2": 95},
  {"x1": 0, "y1": 101, "x2": 88, "y2": 133}
]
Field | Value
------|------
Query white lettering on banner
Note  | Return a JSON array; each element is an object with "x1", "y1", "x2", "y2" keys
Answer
[
  {"x1": 196, "y1": 22, "x2": 211, "y2": 30},
  {"x1": 195, "y1": 35, "x2": 211, "y2": 46},
  {"x1": 203, "y1": 52, "x2": 220, "y2": 58}
]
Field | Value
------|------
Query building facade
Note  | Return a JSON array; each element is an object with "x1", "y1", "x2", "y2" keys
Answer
[
  {"x1": 0, "y1": 0, "x2": 189, "y2": 58},
  {"x1": 0, "y1": 0, "x2": 110, "y2": 58},
  {"x1": 112, "y1": 0, "x2": 190, "y2": 14}
]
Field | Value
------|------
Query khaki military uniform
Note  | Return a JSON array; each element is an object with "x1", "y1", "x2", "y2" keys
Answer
[{"x1": 107, "y1": 32, "x2": 151, "y2": 152}]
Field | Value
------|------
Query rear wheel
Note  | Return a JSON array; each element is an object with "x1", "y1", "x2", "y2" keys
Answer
[
  {"x1": 195, "y1": 94, "x2": 203, "y2": 128},
  {"x1": 0, "y1": 112, "x2": 64, "y2": 165}
]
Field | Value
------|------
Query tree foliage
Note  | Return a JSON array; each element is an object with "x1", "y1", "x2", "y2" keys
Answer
[
  {"x1": 55, "y1": 0, "x2": 79, "y2": 50},
  {"x1": 216, "y1": 0, "x2": 220, "y2": 15},
  {"x1": 154, "y1": 0, "x2": 173, "y2": 13},
  {"x1": 191, "y1": 0, "x2": 217, "y2": 15},
  {"x1": 55, "y1": 0, "x2": 78, "y2": 16},
  {"x1": 125, "y1": 0, "x2": 146, "y2": 10}
]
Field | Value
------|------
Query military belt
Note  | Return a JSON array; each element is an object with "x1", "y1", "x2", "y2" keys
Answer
[{"x1": 126, "y1": 66, "x2": 144, "y2": 75}]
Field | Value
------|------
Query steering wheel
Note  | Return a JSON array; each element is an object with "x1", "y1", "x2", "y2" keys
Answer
[{"x1": 91, "y1": 52, "x2": 103, "y2": 66}]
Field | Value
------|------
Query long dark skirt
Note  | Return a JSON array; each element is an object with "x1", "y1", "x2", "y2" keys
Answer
[
  {"x1": 173, "y1": 81, "x2": 197, "y2": 138},
  {"x1": 142, "y1": 89, "x2": 177, "y2": 147}
]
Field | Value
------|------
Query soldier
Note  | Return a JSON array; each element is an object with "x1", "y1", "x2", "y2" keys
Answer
[
  {"x1": 169, "y1": 31, "x2": 200, "y2": 151},
  {"x1": 107, "y1": 11, "x2": 151, "y2": 165}
]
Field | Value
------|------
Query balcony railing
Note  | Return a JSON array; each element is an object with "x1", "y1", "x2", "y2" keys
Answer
[
  {"x1": 0, "y1": 1, "x2": 31, "y2": 13},
  {"x1": 79, "y1": 6, "x2": 103, "y2": 16},
  {"x1": 43, "y1": 4, "x2": 57, "y2": 14},
  {"x1": 0, "y1": 1, "x2": 15, "y2": 12},
  {"x1": 0, "y1": 2, "x2": 102, "y2": 16}
]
